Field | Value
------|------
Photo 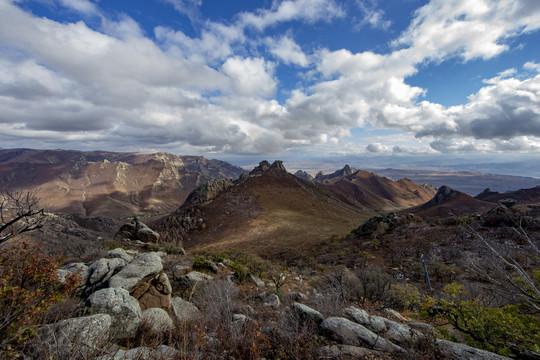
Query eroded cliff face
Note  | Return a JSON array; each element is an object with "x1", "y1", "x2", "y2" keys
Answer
[{"x1": 0, "y1": 148, "x2": 245, "y2": 217}]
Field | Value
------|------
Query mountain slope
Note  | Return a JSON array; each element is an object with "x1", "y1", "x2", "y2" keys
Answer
[
  {"x1": 0, "y1": 148, "x2": 245, "y2": 217},
  {"x1": 156, "y1": 161, "x2": 377, "y2": 255},
  {"x1": 475, "y1": 186, "x2": 540, "y2": 204},
  {"x1": 315, "y1": 166, "x2": 437, "y2": 211},
  {"x1": 412, "y1": 185, "x2": 495, "y2": 218}
]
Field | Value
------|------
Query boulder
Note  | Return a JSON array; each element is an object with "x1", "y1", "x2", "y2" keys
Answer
[
  {"x1": 40, "y1": 314, "x2": 111, "y2": 356},
  {"x1": 58, "y1": 262, "x2": 89, "y2": 284},
  {"x1": 94, "y1": 347, "x2": 152, "y2": 360},
  {"x1": 136, "y1": 227, "x2": 160, "y2": 243},
  {"x1": 171, "y1": 297, "x2": 201, "y2": 322},
  {"x1": 247, "y1": 274, "x2": 265, "y2": 287},
  {"x1": 87, "y1": 288, "x2": 142, "y2": 340},
  {"x1": 176, "y1": 271, "x2": 213, "y2": 289},
  {"x1": 87, "y1": 258, "x2": 127, "y2": 288},
  {"x1": 344, "y1": 306, "x2": 422, "y2": 345},
  {"x1": 317, "y1": 344, "x2": 385, "y2": 359},
  {"x1": 320, "y1": 317, "x2": 404, "y2": 353},
  {"x1": 130, "y1": 273, "x2": 172, "y2": 311},
  {"x1": 109, "y1": 252, "x2": 163, "y2": 290},
  {"x1": 141, "y1": 308, "x2": 174, "y2": 334},
  {"x1": 437, "y1": 339, "x2": 511, "y2": 360},
  {"x1": 107, "y1": 248, "x2": 134, "y2": 262},
  {"x1": 154, "y1": 345, "x2": 180, "y2": 359},
  {"x1": 263, "y1": 293, "x2": 281, "y2": 308},
  {"x1": 292, "y1": 302, "x2": 324, "y2": 324}
]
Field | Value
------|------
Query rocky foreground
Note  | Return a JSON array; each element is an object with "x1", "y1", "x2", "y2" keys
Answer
[{"x1": 42, "y1": 239, "x2": 509, "y2": 360}]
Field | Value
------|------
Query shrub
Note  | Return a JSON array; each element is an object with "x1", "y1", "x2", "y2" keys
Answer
[
  {"x1": 422, "y1": 283, "x2": 540, "y2": 357},
  {"x1": 352, "y1": 267, "x2": 392, "y2": 305},
  {"x1": 228, "y1": 261, "x2": 247, "y2": 283},
  {"x1": 192, "y1": 255, "x2": 215, "y2": 272},
  {"x1": 0, "y1": 241, "x2": 80, "y2": 353},
  {"x1": 385, "y1": 283, "x2": 422, "y2": 311}
]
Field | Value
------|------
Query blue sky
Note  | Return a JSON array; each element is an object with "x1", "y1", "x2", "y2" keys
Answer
[{"x1": 1, "y1": 0, "x2": 540, "y2": 166}]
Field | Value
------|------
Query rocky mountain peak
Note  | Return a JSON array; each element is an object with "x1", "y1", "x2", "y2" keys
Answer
[
  {"x1": 294, "y1": 170, "x2": 314, "y2": 181},
  {"x1": 249, "y1": 160, "x2": 288, "y2": 176},
  {"x1": 421, "y1": 185, "x2": 460, "y2": 209}
]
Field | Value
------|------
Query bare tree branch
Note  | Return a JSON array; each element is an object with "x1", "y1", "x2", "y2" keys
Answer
[{"x1": 0, "y1": 188, "x2": 45, "y2": 244}]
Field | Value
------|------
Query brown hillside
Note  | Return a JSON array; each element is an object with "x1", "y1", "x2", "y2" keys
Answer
[
  {"x1": 316, "y1": 167, "x2": 436, "y2": 211},
  {"x1": 0, "y1": 148, "x2": 245, "y2": 217},
  {"x1": 156, "y1": 161, "x2": 377, "y2": 255},
  {"x1": 412, "y1": 185, "x2": 495, "y2": 218},
  {"x1": 475, "y1": 186, "x2": 540, "y2": 204}
]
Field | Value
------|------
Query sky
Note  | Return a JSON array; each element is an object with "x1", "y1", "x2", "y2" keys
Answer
[{"x1": 1, "y1": 0, "x2": 540, "y2": 169}]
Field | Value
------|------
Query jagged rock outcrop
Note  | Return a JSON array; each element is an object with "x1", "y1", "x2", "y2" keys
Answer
[
  {"x1": 314, "y1": 164, "x2": 357, "y2": 182},
  {"x1": 294, "y1": 170, "x2": 314, "y2": 181},
  {"x1": 249, "y1": 160, "x2": 288, "y2": 176},
  {"x1": 87, "y1": 288, "x2": 142, "y2": 340},
  {"x1": 355, "y1": 212, "x2": 418, "y2": 238},
  {"x1": 114, "y1": 219, "x2": 159, "y2": 243},
  {"x1": 183, "y1": 178, "x2": 235, "y2": 208},
  {"x1": 421, "y1": 185, "x2": 460, "y2": 209}
]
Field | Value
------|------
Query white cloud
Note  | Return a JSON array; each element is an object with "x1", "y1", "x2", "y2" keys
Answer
[
  {"x1": 1, "y1": 0, "x2": 540, "y2": 158},
  {"x1": 266, "y1": 36, "x2": 309, "y2": 67},
  {"x1": 354, "y1": 0, "x2": 391, "y2": 30},
  {"x1": 240, "y1": 0, "x2": 344, "y2": 31},
  {"x1": 220, "y1": 57, "x2": 277, "y2": 97},
  {"x1": 58, "y1": 0, "x2": 97, "y2": 15},
  {"x1": 395, "y1": 0, "x2": 540, "y2": 62}
]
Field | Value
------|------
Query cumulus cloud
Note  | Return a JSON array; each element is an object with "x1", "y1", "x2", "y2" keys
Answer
[
  {"x1": 266, "y1": 36, "x2": 309, "y2": 66},
  {"x1": 1, "y1": 0, "x2": 540, "y2": 158}
]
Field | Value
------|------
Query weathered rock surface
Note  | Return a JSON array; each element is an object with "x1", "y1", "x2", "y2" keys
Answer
[
  {"x1": 87, "y1": 288, "x2": 142, "y2": 339},
  {"x1": 317, "y1": 344, "x2": 386, "y2": 360},
  {"x1": 94, "y1": 347, "x2": 153, "y2": 360},
  {"x1": 107, "y1": 248, "x2": 134, "y2": 262},
  {"x1": 58, "y1": 262, "x2": 89, "y2": 284},
  {"x1": 320, "y1": 317, "x2": 404, "y2": 353},
  {"x1": 130, "y1": 272, "x2": 172, "y2": 311},
  {"x1": 355, "y1": 213, "x2": 417, "y2": 238},
  {"x1": 87, "y1": 258, "x2": 127, "y2": 288},
  {"x1": 176, "y1": 271, "x2": 213, "y2": 288},
  {"x1": 171, "y1": 297, "x2": 201, "y2": 322},
  {"x1": 263, "y1": 293, "x2": 281, "y2": 308},
  {"x1": 40, "y1": 314, "x2": 111, "y2": 356},
  {"x1": 109, "y1": 252, "x2": 163, "y2": 290},
  {"x1": 141, "y1": 308, "x2": 174, "y2": 334},
  {"x1": 136, "y1": 227, "x2": 160, "y2": 243},
  {"x1": 437, "y1": 339, "x2": 511, "y2": 360},
  {"x1": 292, "y1": 302, "x2": 324, "y2": 324}
]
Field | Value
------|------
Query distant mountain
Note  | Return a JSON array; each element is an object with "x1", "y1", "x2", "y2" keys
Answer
[
  {"x1": 0, "y1": 148, "x2": 245, "y2": 217},
  {"x1": 314, "y1": 165, "x2": 437, "y2": 211},
  {"x1": 368, "y1": 168, "x2": 540, "y2": 196},
  {"x1": 475, "y1": 186, "x2": 540, "y2": 204},
  {"x1": 411, "y1": 185, "x2": 494, "y2": 218},
  {"x1": 155, "y1": 162, "x2": 437, "y2": 255}
]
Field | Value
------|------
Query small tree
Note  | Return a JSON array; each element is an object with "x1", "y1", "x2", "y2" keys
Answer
[
  {"x1": 265, "y1": 264, "x2": 291, "y2": 294},
  {"x1": 0, "y1": 242, "x2": 80, "y2": 352},
  {"x1": 0, "y1": 188, "x2": 45, "y2": 244}
]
